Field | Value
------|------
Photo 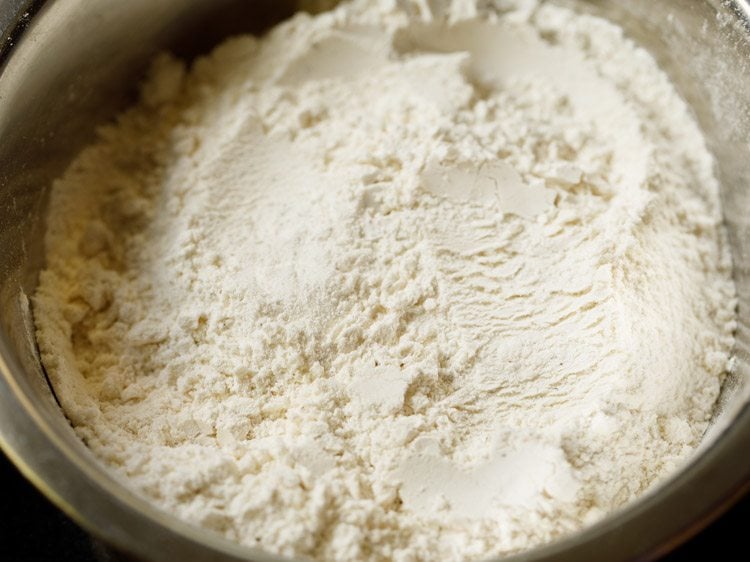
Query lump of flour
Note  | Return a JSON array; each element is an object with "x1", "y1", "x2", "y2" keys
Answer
[{"x1": 33, "y1": 0, "x2": 737, "y2": 560}]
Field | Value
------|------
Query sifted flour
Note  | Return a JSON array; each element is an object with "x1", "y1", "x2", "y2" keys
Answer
[{"x1": 33, "y1": 0, "x2": 737, "y2": 561}]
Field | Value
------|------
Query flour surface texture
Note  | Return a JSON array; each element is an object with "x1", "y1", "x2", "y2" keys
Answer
[{"x1": 33, "y1": 1, "x2": 737, "y2": 560}]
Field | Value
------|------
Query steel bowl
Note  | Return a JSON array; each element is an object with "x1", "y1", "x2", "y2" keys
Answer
[{"x1": 0, "y1": 1, "x2": 749, "y2": 560}]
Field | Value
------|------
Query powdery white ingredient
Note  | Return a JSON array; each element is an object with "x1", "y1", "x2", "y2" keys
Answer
[{"x1": 33, "y1": 1, "x2": 737, "y2": 561}]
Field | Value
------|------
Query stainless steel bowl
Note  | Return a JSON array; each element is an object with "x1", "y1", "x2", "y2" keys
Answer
[{"x1": 1, "y1": 1, "x2": 749, "y2": 560}]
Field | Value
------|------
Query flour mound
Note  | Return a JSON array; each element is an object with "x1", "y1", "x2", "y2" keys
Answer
[{"x1": 33, "y1": 1, "x2": 736, "y2": 561}]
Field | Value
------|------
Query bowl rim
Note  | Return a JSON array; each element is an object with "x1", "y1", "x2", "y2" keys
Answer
[{"x1": 0, "y1": 1, "x2": 749, "y2": 561}]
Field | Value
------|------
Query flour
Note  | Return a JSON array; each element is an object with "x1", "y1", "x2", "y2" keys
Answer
[{"x1": 33, "y1": 0, "x2": 737, "y2": 560}]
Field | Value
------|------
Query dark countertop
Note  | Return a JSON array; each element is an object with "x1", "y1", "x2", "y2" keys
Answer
[{"x1": 2, "y1": 450, "x2": 746, "y2": 561}]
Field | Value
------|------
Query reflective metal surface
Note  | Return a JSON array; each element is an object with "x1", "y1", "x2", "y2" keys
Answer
[{"x1": 0, "y1": 1, "x2": 748, "y2": 561}]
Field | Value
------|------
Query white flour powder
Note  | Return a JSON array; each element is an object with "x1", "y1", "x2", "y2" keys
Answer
[{"x1": 33, "y1": 0, "x2": 737, "y2": 560}]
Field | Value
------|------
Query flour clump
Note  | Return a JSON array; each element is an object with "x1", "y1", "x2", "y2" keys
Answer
[{"x1": 33, "y1": 1, "x2": 737, "y2": 560}]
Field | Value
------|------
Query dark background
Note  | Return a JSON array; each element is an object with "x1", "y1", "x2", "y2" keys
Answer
[{"x1": 1, "y1": 450, "x2": 747, "y2": 561}]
